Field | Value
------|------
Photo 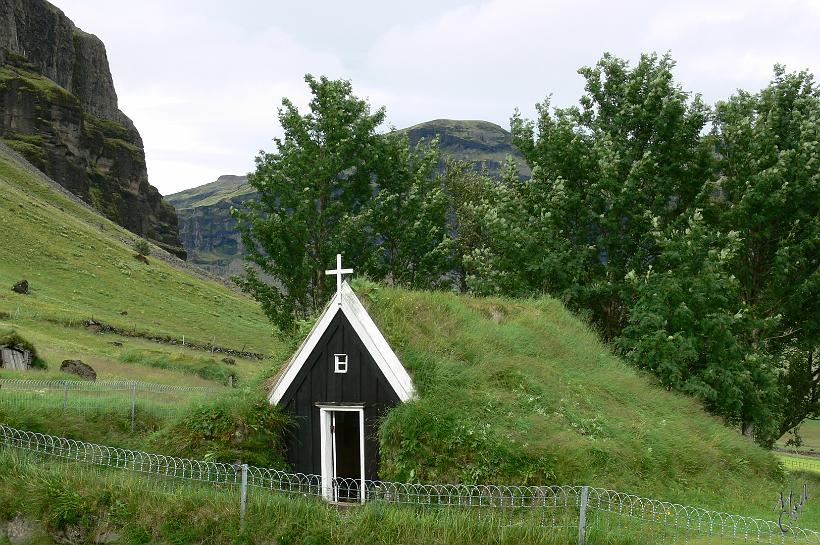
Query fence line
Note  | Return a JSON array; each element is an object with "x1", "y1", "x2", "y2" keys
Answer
[
  {"x1": 0, "y1": 378, "x2": 212, "y2": 393},
  {"x1": 0, "y1": 379, "x2": 214, "y2": 428},
  {"x1": 1, "y1": 423, "x2": 817, "y2": 544}
]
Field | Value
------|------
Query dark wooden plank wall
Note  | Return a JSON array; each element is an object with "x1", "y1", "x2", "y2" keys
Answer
[{"x1": 279, "y1": 310, "x2": 401, "y2": 479}]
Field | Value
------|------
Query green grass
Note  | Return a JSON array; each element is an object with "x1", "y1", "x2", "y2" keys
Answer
[
  {"x1": 341, "y1": 280, "x2": 797, "y2": 520},
  {"x1": 0, "y1": 147, "x2": 279, "y2": 356},
  {"x1": 0, "y1": 450, "x2": 587, "y2": 545},
  {"x1": 779, "y1": 454, "x2": 820, "y2": 474},
  {"x1": 118, "y1": 349, "x2": 236, "y2": 385},
  {"x1": 165, "y1": 175, "x2": 254, "y2": 209}
]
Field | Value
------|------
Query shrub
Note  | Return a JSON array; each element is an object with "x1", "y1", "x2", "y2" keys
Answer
[
  {"x1": 150, "y1": 390, "x2": 291, "y2": 467},
  {"x1": 133, "y1": 238, "x2": 151, "y2": 257}
]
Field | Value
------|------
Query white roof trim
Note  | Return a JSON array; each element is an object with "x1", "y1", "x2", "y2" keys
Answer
[{"x1": 269, "y1": 282, "x2": 416, "y2": 404}]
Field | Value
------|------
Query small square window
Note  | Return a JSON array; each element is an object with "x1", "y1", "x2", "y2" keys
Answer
[{"x1": 334, "y1": 354, "x2": 348, "y2": 374}]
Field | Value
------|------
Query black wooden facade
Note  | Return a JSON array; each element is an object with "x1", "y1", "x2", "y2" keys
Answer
[{"x1": 277, "y1": 310, "x2": 401, "y2": 479}]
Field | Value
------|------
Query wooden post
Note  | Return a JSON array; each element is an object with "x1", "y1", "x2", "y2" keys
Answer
[
  {"x1": 240, "y1": 463, "x2": 248, "y2": 530},
  {"x1": 578, "y1": 486, "x2": 589, "y2": 545},
  {"x1": 130, "y1": 383, "x2": 137, "y2": 432}
]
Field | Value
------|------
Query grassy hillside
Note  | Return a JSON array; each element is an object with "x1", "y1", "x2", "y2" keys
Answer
[
  {"x1": 165, "y1": 174, "x2": 254, "y2": 210},
  {"x1": 0, "y1": 144, "x2": 281, "y2": 386},
  {"x1": 0, "y1": 142, "x2": 812, "y2": 532},
  {"x1": 343, "y1": 280, "x2": 796, "y2": 519}
]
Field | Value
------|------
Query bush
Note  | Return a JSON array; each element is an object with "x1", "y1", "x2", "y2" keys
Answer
[
  {"x1": 133, "y1": 238, "x2": 151, "y2": 256},
  {"x1": 150, "y1": 390, "x2": 291, "y2": 467}
]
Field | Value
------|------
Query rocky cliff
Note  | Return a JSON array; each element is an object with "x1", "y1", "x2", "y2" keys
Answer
[
  {"x1": 166, "y1": 175, "x2": 253, "y2": 276},
  {"x1": 0, "y1": 0, "x2": 184, "y2": 257},
  {"x1": 168, "y1": 120, "x2": 529, "y2": 276}
]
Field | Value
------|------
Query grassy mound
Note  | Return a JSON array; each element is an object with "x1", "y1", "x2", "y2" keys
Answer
[
  {"x1": 344, "y1": 280, "x2": 787, "y2": 516},
  {"x1": 150, "y1": 390, "x2": 291, "y2": 467}
]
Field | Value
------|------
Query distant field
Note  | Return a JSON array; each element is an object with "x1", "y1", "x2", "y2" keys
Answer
[
  {"x1": 779, "y1": 453, "x2": 820, "y2": 474},
  {"x1": 778, "y1": 420, "x2": 820, "y2": 454}
]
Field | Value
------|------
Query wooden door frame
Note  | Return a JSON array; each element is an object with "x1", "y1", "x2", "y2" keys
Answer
[{"x1": 318, "y1": 404, "x2": 365, "y2": 502}]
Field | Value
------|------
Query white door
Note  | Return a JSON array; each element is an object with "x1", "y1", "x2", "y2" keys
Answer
[{"x1": 319, "y1": 406, "x2": 365, "y2": 502}]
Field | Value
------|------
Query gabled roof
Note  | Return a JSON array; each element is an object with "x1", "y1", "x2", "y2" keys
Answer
[{"x1": 268, "y1": 281, "x2": 416, "y2": 404}]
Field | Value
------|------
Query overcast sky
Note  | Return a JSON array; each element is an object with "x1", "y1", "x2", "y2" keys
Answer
[{"x1": 56, "y1": 0, "x2": 820, "y2": 195}]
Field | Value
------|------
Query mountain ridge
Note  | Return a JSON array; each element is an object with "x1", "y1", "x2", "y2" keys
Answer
[{"x1": 167, "y1": 119, "x2": 529, "y2": 275}]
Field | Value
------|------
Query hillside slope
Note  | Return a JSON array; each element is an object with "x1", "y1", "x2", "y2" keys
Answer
[
  {"x1": 0, "y1": 0, "x2": 184, "y2": 256},
  {"x1": 0, "y1": 142, "x2": 279, "y2": 381},
  {"x1": 168, "y1": 119, "x2": 530, "y2": 276},
  {"x1": 345, "y1": 280, "x2": 785, "y2": 514}
]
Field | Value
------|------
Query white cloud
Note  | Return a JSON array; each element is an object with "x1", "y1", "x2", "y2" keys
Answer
[{"x1": 54, "y1": 0, "x2": 820, "y2": 194}]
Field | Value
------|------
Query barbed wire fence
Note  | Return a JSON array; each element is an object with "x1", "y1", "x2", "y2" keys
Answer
[
  {"x1": 0, "y1": 379, "x2": 213, "y2": 429},
  {"x1": 1, "y1": 424, "x2": 817, "y2": 544}
]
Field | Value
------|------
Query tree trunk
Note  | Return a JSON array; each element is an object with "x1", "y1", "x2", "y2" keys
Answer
[{"x1": 742, "y1": 421, "x2": 755, "y2": 441}]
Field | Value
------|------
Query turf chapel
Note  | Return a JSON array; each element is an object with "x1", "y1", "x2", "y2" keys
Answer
[{"x1": 268, "y1": 255, "x2": 416, "y2": 501}]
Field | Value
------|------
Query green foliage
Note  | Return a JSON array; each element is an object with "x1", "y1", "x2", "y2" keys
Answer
[
  {"x1": 234, "y1": 75, "x2": 389, "y2": 332},
  {"x1": 492, "y1": 52, "x2": 712, "y2": 339},
  {"x1": 235, "y1": 75, "x2": 453, "y2": 332},
  {"x1": 359, "y1": 133, "x2": 452, "y2": 288},
  {"x1": 132, "y1": 238, "x2": 151, "y2": 257},
  {"x1": 150, "y1": 390, "x2": 291, "y2": 467},
  {"x1": 710, "y1": 66, "x2": 820, "y2": 439},
  {"x1": 617, "y1": 213, "x2": 779, "y2": 442}
]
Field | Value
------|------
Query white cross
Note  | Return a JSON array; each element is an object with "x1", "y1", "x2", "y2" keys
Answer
[{"x1": 325, "y1": 254, "x2": 353, "y2": 304}]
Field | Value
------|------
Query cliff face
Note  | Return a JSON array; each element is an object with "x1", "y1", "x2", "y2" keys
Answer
[
  {"x1": 167, "y1": 175, "x2": 253, "y2": 276},
  {"x1": 0, "y1": 0, "x2": 184, "y2": 256}
]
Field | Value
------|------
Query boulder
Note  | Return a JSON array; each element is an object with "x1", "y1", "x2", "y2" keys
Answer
[
  {"x1": 0, "y1": 347, "x2": 32, "y2": 370},
  {"x1": 11, "y1": 280, "x2": 28, "y2": 294},
  {"x1": 222, "y1": 357, "x2": 236, "y2": 365},
  {"x1": 60, "y1": 360, "x2": 97, "y2": 381}
]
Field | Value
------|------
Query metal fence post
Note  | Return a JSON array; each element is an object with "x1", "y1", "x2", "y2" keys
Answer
[
  {"x1": 62, "y1": 381, "x2": 68, "y2": 414},
  {"x1": 130, "y1": 383, "x2": 137, "y2": 432},
  {"x1": 240, "y1": 463, "x2": 248, "y2": 530},
  {"x1": 578, "y1": 485, "x2": 589, "y2": 545}
]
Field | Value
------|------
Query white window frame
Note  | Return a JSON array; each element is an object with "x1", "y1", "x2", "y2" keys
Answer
[
  {"x1": 334, "y1": 353, "x2": 348, "y2": 374},
  {"x1": 318, "y1": 405, "x2": 365, "y2": 503}
]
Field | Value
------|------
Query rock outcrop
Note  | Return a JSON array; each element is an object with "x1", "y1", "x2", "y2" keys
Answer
[
  {"x1": 167, "y1": 175, "x2": 253, "y2": 276},
  {"x1": 11, "y1": 279, "x2": 27, "y2": 294},
  {"x1": 0, "y1": 0, "x2": 185, "y2": 257},
  {"x1": 60, "y1": 359, "x2": 96, "y2": 380}
]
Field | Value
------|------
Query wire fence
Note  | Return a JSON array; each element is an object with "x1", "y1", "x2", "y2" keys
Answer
[
  {"x1": 0, "y1": 424, "x2": 817, "y2": 544},
  {"x1": 0, "y1": 379, "x2": 213, "y2": 428},
  {"x1": 779, "y1": 454, "x2": 820, "y2": 475}
]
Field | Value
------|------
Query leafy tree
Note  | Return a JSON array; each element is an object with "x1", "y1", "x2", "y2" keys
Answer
[
  {"x1": 710, "y1": 67, "x2": 820, "y2": 439},
  {"x1": 618, "y1": 212, "x2": 780, "y2": 442},
  {"x1": 359, "y1": 132, "x2": 452, "y2": 289},
  {"x1": 234, "y1": 75, "x2": 453, "y2": 331},
  {"x1": 234, "y1": 75, "x2": 388, "y2": 332},
  {"x1": 491, "y1": 52, "x2": 713, "y2": 338}
]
